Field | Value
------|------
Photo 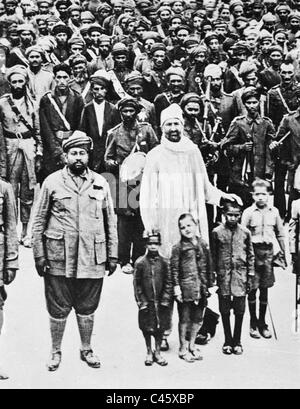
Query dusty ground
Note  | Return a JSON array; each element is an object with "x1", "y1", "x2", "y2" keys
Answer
[{"x1": 0, "y1": 245, "x2": 299, "y2": 389}]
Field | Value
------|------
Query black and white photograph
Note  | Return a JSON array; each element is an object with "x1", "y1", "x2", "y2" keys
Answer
[{"x1": 0, "y1": 0, "x2": 299, "y2": 393}]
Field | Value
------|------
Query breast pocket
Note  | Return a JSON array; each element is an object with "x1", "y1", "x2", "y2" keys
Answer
[
  {"x1": 95, "y1": 233, "x2": 107, "y2": 265},
  {"x1": 89, "y1": 192, "x2": 104, "y2": 219},
  {"x1": 44, "y1": 230, "x2": 65, "y2": 261}
]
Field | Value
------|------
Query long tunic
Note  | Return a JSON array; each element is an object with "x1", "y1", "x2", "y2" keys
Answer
[{"x1": 140, "y1": 136, "x2": 223, "y2": 257}]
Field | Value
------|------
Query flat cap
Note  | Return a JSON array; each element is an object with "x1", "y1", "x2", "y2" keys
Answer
[{"x1": 62, "y1": 131, "x2": 93, "y2": 153}]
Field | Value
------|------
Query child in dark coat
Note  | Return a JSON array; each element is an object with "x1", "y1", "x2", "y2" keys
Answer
[
  {"x1": 212, "y1": 201, "x2": 255, "y2": 355},
  {"x1": 133, "y1": 232, "x2": 173, "y2": 367},
  {"x1": 171, "y1": 213, "x2": 214, "y2": 363}
]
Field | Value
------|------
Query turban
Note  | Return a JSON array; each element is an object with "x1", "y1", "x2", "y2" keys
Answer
[
  {"x1": 97, "y1": 3, "x2": 113, "y2": 13},
  {"x1": 190, "y1": 44, "x2": 208, "y2": 59},
  {"x1": 88, "y1": 23, "x2": 104, "y2": 35},
  {"x1": 165, "y1": 67, "x2": 185, "y2": 79},
  {"x1": 25, "y1": 45, "x2": 45, "y2": 58},
  {"x1": 288, "y1": 12, "x2": 300, "y2": 23},
  {"x1": 259, "y1": 29, "x2": 273, "y2": 42},
  {"x1": 17, "y1": 23, "x2": 36, "y2": 37},
  {"x1": 112, "y1": 42, "x2": 128, "y2": 56},
  {"x1": 175, "y1": 25, "x2": 191, "y2": 35},
  {"x1": 239, "y1": 61, "x2": 257, "y2": 78},
  {"x1": 52, "y1": 23, "x2": 72, "y2": 38},
  {"x1": 275, "y1": 4, "x2": 291, "y2": 13},
  {"x1": 99, "y1": 34, "x2": 111, "y2": 44},
  {"x1": 7, "y1": 65, "x2": 28, "y2": 82},
  {"x1": 81, "y1": 11, "x2": 96, "y2": 22},
  {"x1": 123, "y1": 0, "x2": 136, "y2": 8},
  {"x1": 180, "y1": 93, "x2": 202, "y2": 109},
  {"x1": 67, "y1": 4, "x2": 81, "y2": 13},
  {"x1": 150, "y1": 43, "x2": 166, "y2": 54},
  {"x1": 68, "y1": 35, "x2": 85, "y2": 47},
  {"x1": 62, "y1": 131, "x2": 93, "y2": 153},
  {"x1": 118, "y1": 97, "x2": 141, "y2": 112},
  {"x1": 90, "y1": 70, "x2": 111, "y2": 88},
  {"x1": 143, "y1": 31, "x2": 162, "y2": 42},
  {"x1": 204, "y1": 64, "x2": 222, "y2": 79},
  {"x1": 69, "y1": 54, "x2": 87, "y2": 67},
  {"x1": 36, "y1": 36, "x2": 57, "y2": 51},
  {"x1": 204, "y1": 31, "x2": 219, "y2": 45},
  {"x1": 268, "y1": 44, "x2": 284, "y2": 55},
  {"x1": 262, "y1": 12, "x2": 277, "y2": 23},
  {"x1": 241, "y1": 87, "x2": 259, "y2": 104},
  {"x1": 229, "y1": 0, "x2": 243, "y2": 13},
  {"x1": 232, "y1": 40, "x2": 251, "y2": 55},
  {"x1": 158, "y1": 5, "x2": 172, "y2": 12},
  {"x1": 46, "y1": 15, "x2": 61, "y2": 24},
  {"x1": 161, "y1": 103, "x2": 184, "y2": 126},
  {"x1": 183, "y1": 35, "x2": 200, "y2": 47},
  {"x1": 125, "y1": 71, "x2": 144, "y2": 86}
]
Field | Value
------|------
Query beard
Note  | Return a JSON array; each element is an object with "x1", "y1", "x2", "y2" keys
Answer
[
  {"x1": 75, "y1": 71, "x2": 88, "y2": 83},
  {"x1": 69, "y1": 161, "x2": 87, "y2": 175},
  {"x1": 12, "y1": 86, "x2": 26, "y2": 99}
]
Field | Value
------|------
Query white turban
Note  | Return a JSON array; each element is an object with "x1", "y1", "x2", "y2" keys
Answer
[{"x1": 161, "y1": 103, "x2": 184, "y2": 126}]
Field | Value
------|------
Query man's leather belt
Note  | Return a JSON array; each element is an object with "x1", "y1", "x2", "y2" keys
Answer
[{"x1": 4, "y1": 131, "x2": 32, "y2": 139}]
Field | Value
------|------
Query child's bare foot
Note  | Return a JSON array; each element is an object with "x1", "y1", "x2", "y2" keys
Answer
[
  {"x1": 144, "y1": 352, "x2": 154, "y2": 366},
  {"x1": 179, "y1": 349, "x2": 195, "y2": 363},
  {"x1": 153, "y1": 351, "x2": 168, "y2": 366},
  {"x1": 189, "y1": 348, "x2": 203, "y2": 361}
]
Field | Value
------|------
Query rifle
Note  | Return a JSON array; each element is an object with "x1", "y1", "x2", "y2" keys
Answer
[
  {"x1": 205, "y1": 116, "x2": 223, "y2": 167},
  {"x1": 241, "y1": 132, "x2": 254, "y2": 186},
  {"x1": 203, "y1": 76, "x2": 211, "y2": 134}
]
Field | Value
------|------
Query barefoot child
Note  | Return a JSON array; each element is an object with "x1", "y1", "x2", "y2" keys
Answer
[
  {"x1": 212, "y1": 201, "x2": 255, "y2": 355},
  {"x1": 242, "y1": 179, "x2": 287, "y2": 339},
  {"x1": 133, "y1": 232, "x2": 173, "y2": 367},
  {"x1": 171, "y1": 213, "x2": 214, "y2": 363}
]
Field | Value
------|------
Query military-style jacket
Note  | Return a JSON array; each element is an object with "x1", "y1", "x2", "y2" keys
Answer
[
  {"x1": 276, "y1": 110, "x2": 300, "y2": 170},
  {"x1": 267, "y1": 81, "x2": 300, "y2": 129},
  {"x1": 222, "y1": 114, "x2": 276, "y2": 185},
  {"x1": 0, "y1": 93, "x2": 42, "y2": 187},
  {"x1": 32, "y1": 167, "x2": 118, "y2": 279},
  {"x1": 0, "y1": 180, "x2": 18, "y2": 286},
  {"x1": 105, "y1": 121, "x2": 159, "y2": 215},
  {"x1": 211, "y1": 223, "x2": 255, "y2": 297}
]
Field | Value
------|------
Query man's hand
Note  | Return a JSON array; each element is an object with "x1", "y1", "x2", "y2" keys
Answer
[
  {"x1": 222, "y1": 193, "x2": 243, "y2": 207},
  {"x1": 292, "y1": 253, "x2": 298, "y2": 264},
  {"x1": 243, "y1": 142, "x2": 254, "y2": 152},
  {"x1": 3, "y1": 269, "x2": 17, "y2": 285},
  {"x1": 108, "y1": 261, "x2": 118, "y2": 277},
  {"x1": 35, "y1": 257, "x2": 49, "y2": 277},
  {"x1": 174, "y1": 285, "x2": 183, "y2": 303},
  {"x1": 270, "y1": 141, "x2": 280, "y2": 151},
  {"x1": 35, "y1": 155, "x2": 43, "y2": 174},
  {"x1": 105, "y1": 160, "x2": 118, "y2": 171}
]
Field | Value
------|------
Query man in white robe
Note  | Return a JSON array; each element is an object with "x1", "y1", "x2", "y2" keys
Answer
[{"x1": 140, "y1": 103, "x2": 241, "y2": 258}]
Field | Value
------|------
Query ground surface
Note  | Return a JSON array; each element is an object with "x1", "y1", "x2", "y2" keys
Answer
[{"x1": 0, "y1": 245, "x2": 299, "y2": 390}]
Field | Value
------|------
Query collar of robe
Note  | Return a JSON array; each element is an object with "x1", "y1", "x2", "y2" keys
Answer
[{"x1": 161, "y1": 134, "x2": 196, "y2": 153}]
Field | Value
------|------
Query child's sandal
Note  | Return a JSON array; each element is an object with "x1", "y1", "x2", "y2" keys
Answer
[
  {"x1": 222, "y1": 345, "x2": 233, "y2": 355},
  {"x1": 179, "y1": 352, "x2": 195, "y2": 363},
  {"x1": 189, "y1": 349, "x2": 203, "y2": 361}
]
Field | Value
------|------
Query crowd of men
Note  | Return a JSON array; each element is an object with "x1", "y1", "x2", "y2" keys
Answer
[{"x1": 0, "y1": 0, "x2": 300, "y2": 378}]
